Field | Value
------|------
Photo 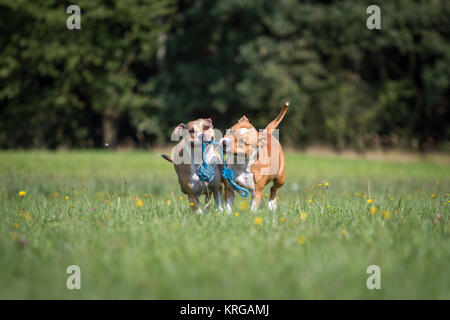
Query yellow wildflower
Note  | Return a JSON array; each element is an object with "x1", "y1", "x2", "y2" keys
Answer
[
  {"x1": 383, "y1": 210, "x2": 391, "y2": 220},
  {"x1": 65, "y1": 196, "x2": 70, "y2": 200},
  {"x1": 254, "y1": 217, "x2": 263, "y2": 225},
  {"x1": 18, "y1": 191, "x2": 26, "y2": 197},
  {"x1": 279, "y1": 217, "x2": 286, "y2": 223},
  {"x1": 235, "y1": 212, "x2": 239, "y2": 217},
  {"x1": 136, "y1": 199, "x2": 144, "y2": 208},
  {"x1": 13, "y1": 222, "x2": 19, "y2": 228},
  {"x1": 166, "y1": 200, "x2": 171, "y2": 205},
  {"x1": 297, "y1": 235, "x2": 307, "y2": 245},
  {"x1": 367, "y1": 199, "x2": 372, "y2": 204},
  {"x1": 370, "y1": 206, "x2": 378, "y2": 215},
  {"x1": 265, "y1": 193, "x2": 269, "y2": 198},
  {"x1": 431, "y1": 194, "x2": 436, "y2": 198},
  {"x1": 179, "y1": 196, "x2": 183, "y2": 201},
  {"x1": 341, "y1": 229, "x2": 347, "y2": 235},
  {"x1": 308, "y1": 199, "x2": 312, "y2": 204},
  {"x1": 300, "y1": 212, "x2": 307, "y2": 220},
  {"x1": 324, "y1": 182, "x2": 329, "y2": 187}
]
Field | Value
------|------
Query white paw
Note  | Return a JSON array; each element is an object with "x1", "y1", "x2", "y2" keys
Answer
[
  {"x1": 268, "y1": 200, "x2": 277, "y2": 211},
  {"x1": 250, "y1": 201, "x2": 258, "y2": 212}
]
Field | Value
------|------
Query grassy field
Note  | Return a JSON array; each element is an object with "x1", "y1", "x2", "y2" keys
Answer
[{"x1": 0, "y1": 150, "x2": 449, "y2": 299}]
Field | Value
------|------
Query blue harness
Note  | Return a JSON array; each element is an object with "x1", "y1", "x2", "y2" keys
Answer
[{"x1": 197, "y1": 140, "x2": 250, "y2": 197}]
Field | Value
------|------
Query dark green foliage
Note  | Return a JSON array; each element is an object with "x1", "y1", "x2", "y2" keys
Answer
[{"x1": 0, "y1": 0, "x2": 449, "y2": 150}]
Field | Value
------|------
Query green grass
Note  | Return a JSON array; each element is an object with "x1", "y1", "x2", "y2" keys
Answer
[{"x1": 0, "y1": 150, "x2": 449, "y2": 299}]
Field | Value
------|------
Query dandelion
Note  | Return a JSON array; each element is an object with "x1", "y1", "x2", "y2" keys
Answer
[
  {"x1": 235, "y1": 212, "x2": 239, "y2": 217},
  {"x1": 308, "y1": 199, "x2": 312, "y2": 204},
  {"x1": 382, "y1": 211, "x2": 391, "y2": 219},
  {"x1": 446, "y1": 193, "x2": 449, "y2": 197},
  {"x1": 279, "y1": 217, "x2": 286, "y2": 223},
  {"x1": 254, "y1": 217, "x2": 263, "y2": 225},
  {"x1": 317, "y1": 183, "x2": 322, "y2": 187},
  {"x1": 265, "y1": 193, "x2": 269, "y2": 198},
  {"x1": 189, "y1": 202, "x2": 195, "y2": 206},
  {"x1": 18, "y1": 190, "x2": 26, "y2": 197},
  {"x1": 238, "y1": 201, "x2": 249, "y2": 211},
  {"x1": 166, "y1": 200, "x2": 171, "y2": 205},
  {"x1": 300, "y1": 212, "x2": 307, "y2": 220},
  {"x1": 54, "y1": 191, "x2": 60, "y2": 197},
  {"x1": 145, "y1": 194, "x2": 149, "y2": 197},
  {"x1": 370, "y1": 206, "x2": 378, "y2": 215},
  {"x1": 136, "y1": 199, "x2": 144, "y2": 208},
  {"x1": 367, "y1": 199, "x2": 372, "y2": 204},
  {"x1": 354, "y1": 192, "x2": 360, "y2": 197},
  {"x1": 341, "y1": 229, "x2": 347, "y2": 235},
  {"x1": 65, "y1": 196, "x2": 70, "y2": 200},
  {"x1": 327, "y1": 205, "x2": 331, "y2": 209},
  {"x1": 297, "y1": 235, "x2": 307, "y2": 245},
  {"x1": 431, "y1": 194, "x2": 436, "y2": 198},
  {"x1": 179, "y1": 196, "x2": 183, "y2": 201},
  {"x1": 109, "y1": 202, "x2": 112, "y2": 207},
  {"x1": 324, "y1": 182, "x2": 329, "y2": 187},
  {"x1": 13, "y1": 222, "x2": 19, "y2": 228}
]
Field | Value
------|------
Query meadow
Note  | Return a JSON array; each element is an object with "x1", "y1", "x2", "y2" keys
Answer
[{"x1": 0, "y1": 150, "x2": 448, "y2": 299}]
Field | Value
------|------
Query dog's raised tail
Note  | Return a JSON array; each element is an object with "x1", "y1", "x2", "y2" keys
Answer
[
  {"x1": 159, "y1": 154, "x2": 173, "y2": 163},
  {"x1": 264, "y1": 101, "x2": 290, "y2": 133}
]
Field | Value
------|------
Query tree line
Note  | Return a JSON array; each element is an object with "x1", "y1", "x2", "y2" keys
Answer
[{"x1": 0, "y1": 0, "x2": 449, "y2": 151}]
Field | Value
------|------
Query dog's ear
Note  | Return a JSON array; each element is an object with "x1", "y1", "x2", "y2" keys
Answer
[
  {"x1": 205, "y1": 118, "x2": 213, "y2": 127},
  {"x1": 173, "y1": 123, "x2": 187, "y2": 136},
  {"x1": 238, "y1": 116, "x2": 249, "y2": 123}
]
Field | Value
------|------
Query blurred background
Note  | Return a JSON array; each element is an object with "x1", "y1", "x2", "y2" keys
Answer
[{"x1": 0, "y1": 0, "x2": 449, "y2": 152}]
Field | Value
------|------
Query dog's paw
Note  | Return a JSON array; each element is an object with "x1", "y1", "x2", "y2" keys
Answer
[{"x1": 268, "y1": 200, "x2": 277, "y2": 211}]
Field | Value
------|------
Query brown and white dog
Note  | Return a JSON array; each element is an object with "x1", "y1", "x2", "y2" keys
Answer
[
  {"x1": 219, "y1": 102, "x2": 289, "y2": 212},
  {"x1": 160, "y1": 118, "x2": 223, "y2": 213}
]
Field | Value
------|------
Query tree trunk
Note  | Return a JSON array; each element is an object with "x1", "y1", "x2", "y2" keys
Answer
[{"x1": 102, "y1": 109, "x2": 119, "y2": 147}]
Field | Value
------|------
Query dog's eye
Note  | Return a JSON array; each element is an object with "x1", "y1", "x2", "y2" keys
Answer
[
  {"x1": 203, "y1": 125, "x2": 210, "y2": 131},
  {"x1": 189, "y1": 128, "x2": 195, "y2": 134}
]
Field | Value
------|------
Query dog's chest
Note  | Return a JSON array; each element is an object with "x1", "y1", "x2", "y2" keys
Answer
[{"x1": 234, "y1": 169, "x2": 255, "y2": 192}]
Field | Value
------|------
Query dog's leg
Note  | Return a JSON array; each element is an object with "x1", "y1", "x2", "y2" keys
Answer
[
  {"x1": 188, "y1": 194, "x2": 202, "y2": 213},
  {"x1": 224, "y1": 184, "x2": 235, "y2": 214},
  {"x1": 251, "y1": 185, "x2": 264, "y2": 212},
  {"x1": 268, "y1": 179, "x2": 284, "y2": 211}
]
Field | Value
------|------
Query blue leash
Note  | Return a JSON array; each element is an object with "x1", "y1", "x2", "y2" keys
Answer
[{"x1": 197, "y1": 140, "x2": 250, "y2": 197}]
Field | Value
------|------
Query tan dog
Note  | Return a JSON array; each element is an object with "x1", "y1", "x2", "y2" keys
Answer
[
  {"x1": 219, "y1": 102, "x2": 289, "y2": 212},
  {"x1": 160, "y1": 118, "x2": 223, "y2": 213}
]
